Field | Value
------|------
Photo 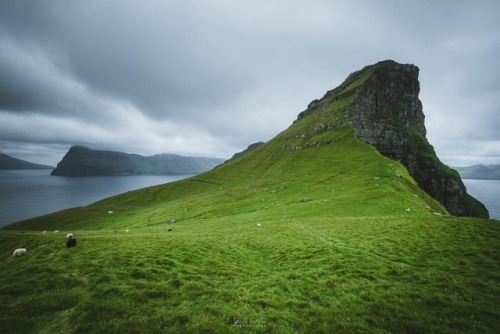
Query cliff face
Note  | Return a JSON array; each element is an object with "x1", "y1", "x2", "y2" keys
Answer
[
  {"x1": 296, "y1": 60, "x2": 489, "y2": 218},
  {"x1": 51, "y1": 146, "x2": 224, "y2": 176}
]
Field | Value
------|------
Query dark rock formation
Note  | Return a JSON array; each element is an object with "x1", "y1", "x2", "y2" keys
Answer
[
  {"x1": 0, "y1": 153, "x2": 53, "y2": 170},
  {"x1": 51, "y1": 146, "x2": 224, "y2": 176},
  {"x1": 225, "y1": 142, "x2": 265, "y2": 163},
  {"x1": 296, "y1": 60, "x2": 489, "y2": 218}
]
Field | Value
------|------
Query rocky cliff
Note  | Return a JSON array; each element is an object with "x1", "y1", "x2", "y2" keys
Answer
[
  {"x1": 295, "y1": 60, "x2": 488, "y2": 218},
  {"x1": 51, "y1": 146, "x2": 224, "y2": 176}
]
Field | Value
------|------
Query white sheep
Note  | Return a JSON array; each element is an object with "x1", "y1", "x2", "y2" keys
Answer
[
  {"x1": 13, "y1": 248, "x2": 27, "y2": 257},
  {"x1": 66, "y1": 233, "x2": 74, "y2": 240}
]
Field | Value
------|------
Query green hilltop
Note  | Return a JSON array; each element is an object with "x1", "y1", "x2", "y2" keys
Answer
[
  {"x1": 1, "y1": 61, "x2": 499, "y2": 333},
  {"x1": 8, "y1": 118, "x2": 446, "y2": 232}
]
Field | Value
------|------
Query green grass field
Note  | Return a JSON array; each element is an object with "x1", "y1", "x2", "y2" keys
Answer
[
  {"x1": 2, "y1": 115, "x2": 499, "y2": 332},
  {"x1": 2, "y1": 214, "x2": 499, "y2": 333}
]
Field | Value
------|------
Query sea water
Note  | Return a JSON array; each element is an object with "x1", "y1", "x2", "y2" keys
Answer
[
  {"x1": 0, "y1": 170, "x2": 193, "y2": 227},
  {"x1": 462, "y1": 179, "x2": 500, "y2": 220}
]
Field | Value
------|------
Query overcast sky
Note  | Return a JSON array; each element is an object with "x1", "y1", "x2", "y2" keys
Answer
[{"x1": 0, "y1": 0, "x2": 499, "y2": 167}]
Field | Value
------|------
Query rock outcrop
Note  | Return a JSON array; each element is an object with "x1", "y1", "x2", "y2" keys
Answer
[
  {"x1": 295, "y1": 60, "x2": 489, "y2": 218},
  {"x1": 51, "y1": 146, "x2": 224, "y2": 176}
]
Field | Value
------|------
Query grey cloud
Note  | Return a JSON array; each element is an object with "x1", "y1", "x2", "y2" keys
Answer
[{"x1": 0, "y1": 0, "x2": 499, "y2": 167}]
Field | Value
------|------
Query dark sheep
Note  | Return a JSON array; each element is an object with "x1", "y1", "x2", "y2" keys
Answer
[{"x1": 66, "y1": 235, "x2": 77, "y2": 248}]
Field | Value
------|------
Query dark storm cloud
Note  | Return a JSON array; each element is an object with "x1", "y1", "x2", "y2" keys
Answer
[
  {"x1": 0, "y1": 1, "x2": 250, "y2": 118},
  {"x1": 0, "y1": 0, "x2": 499, "y2": 166}
]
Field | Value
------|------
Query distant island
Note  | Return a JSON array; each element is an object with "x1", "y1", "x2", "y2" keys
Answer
[
  {"x1": 453, "y1": 164, "x2": 500, "y2": 180},
  {"x1": 0, "y1": 153, "x2": 53, "y2": 170},
  {"x1": 51, "y1": 146, "x2": 225, "y2": 176}
]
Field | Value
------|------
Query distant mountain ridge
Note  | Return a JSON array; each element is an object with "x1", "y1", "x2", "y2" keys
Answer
[
  {"x1": 453, "y1": 164, "x2": 500, "y2": 180},
  {"x1": 0, "y1": 153, "x2": 53, "y2": 170},
  {"x1": 51, "y1": 146, "x2": 224, "y2": 176}
]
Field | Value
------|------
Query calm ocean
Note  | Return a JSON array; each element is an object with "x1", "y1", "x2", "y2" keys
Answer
[
  {"x1": 1, "y1": 171, "x2": 498, "y2": 228},
  {"x1": 0, "y1": 170, "x2": 193, "y2": 228},
  {"x1": 462, "y1": 179, "x2": 500, "y2": 220}
]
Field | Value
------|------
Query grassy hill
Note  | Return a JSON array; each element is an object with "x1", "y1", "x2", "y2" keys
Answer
[{"x1": 2, "y1": 70, "x2": 499, "y2": 332}]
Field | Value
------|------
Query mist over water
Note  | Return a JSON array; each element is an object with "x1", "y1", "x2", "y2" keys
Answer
[{"x1": 0, "y1": 170, "x2": 193, "y2": 228}]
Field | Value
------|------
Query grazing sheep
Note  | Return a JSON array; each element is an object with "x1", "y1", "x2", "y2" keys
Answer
[
  {"x1": 66, "y1": 234, "x2": 77, "y2": 248},
  {"x1": 256, "y1": 223, "x2": 262, "y2": 227},
  {"x1": 13, "y1": 248, "x2": 27, "y2": 257}
]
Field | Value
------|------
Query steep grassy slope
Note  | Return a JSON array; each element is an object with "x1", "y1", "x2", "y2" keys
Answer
[
  {"x1": 5, "y1": 67, "x2": 446, "y2": 232},
  {"x1": 298, "y1": 60, "x2": 488, "y2": 218},
  {"x1": 7, "y1": 126, "x2": 445, "y2": 232},
  {"x1": 2, "y1": 126, "x2": 499, "y2": 333},
  {"x1": 2, "y1": 64, "x2": 499, "y2": 332}
]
